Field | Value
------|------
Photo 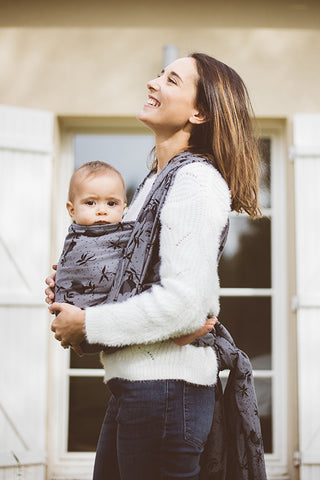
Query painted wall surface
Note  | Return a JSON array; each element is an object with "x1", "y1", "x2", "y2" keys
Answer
[
  {"x1": 1, "y1": 0, "x2": 319, "y2": 29},
  {"x1": 0, "y1": 0, "x2": 319, "y2": 118}
]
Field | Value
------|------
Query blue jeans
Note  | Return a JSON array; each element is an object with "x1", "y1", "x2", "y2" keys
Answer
[{"x1": 93, "y1": 378, "x2": 215, "y2": 480}]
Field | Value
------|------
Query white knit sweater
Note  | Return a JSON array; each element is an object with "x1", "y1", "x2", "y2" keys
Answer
[{"x1": 85, "y1": 161, "x2": 231, "y2": 386}]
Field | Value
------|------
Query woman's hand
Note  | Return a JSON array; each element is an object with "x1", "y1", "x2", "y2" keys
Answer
[
  {"x1": 174, "y1": 316, "x2": 218, "y2": 347},
  {"x1": 49, "y1": 302, "x2": 86, "y2": 350},
  {"x1": 45, "y1": 264, "x2": 57, "y2": 305}
]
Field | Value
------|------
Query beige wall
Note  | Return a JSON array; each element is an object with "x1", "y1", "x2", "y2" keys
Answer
[
  {"x1": 0, "y1": 0, "x2": 319, "y2": 118},
  {"x1": 1, "y1": 0, "x2": 320, "y2": 29}
]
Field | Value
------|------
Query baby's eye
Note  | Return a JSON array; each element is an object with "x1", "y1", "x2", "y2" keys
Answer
[
  {"x1": 86, "y1": 200, "x2": 95, "y2": 206},
  {"x1": 108, "y1": 200, "x2": 117, "y2": 207}
]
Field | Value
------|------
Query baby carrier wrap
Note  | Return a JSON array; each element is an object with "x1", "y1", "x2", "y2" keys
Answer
[
  {"x1": 55, "y1": 221, "x2": 135, "y2": 309},
  {"x1": 55, "y1": 151, "x2": 266, "y2": 480},
  {"x1": 55, "y1": 151, "x2": 228, "y2": 353}
]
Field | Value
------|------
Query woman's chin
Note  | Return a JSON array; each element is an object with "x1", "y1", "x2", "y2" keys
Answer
[
  {"x1": 136, "y1": 109, "x2": 148, "y2": 123},
  {"x1": 136, "y1": 110, "x2": 155, "y2": 130}
]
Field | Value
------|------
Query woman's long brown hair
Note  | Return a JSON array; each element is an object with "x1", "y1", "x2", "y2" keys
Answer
[{"x1": 189, "y1": 53, "x2": 261, "y2": 218}]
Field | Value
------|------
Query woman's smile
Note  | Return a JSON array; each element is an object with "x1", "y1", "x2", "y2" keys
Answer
[{"x1": 146, "y1": 95, "x2": 160, "y2": 108}]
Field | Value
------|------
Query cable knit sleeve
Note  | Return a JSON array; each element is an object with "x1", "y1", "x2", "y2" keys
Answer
[{"x1": 85, "y1": 162, "x2": 231, "y2": 347}]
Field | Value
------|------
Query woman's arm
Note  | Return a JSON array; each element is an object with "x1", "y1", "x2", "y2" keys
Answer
[{"x1": 83, "y1": 162, "x2": 230, "y2": 347}]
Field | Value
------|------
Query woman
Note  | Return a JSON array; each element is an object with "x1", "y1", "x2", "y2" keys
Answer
[{"x1": 46, "y1": 53, "x2": 260, "y2": 480}]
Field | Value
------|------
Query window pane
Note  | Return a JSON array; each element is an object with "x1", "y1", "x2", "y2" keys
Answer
[
  {"x1": 70, "y1": 349, "x2": 102, "y2": 369},
  {"x1": 68, "y1": 377, "x2": 110, "y2": 452},
  {"x1": 74, "y1": 134, "x2": 154, "y2": 203},
  {"x1": 219, "y1": 296, "x2": 271, "y2": 369},
  {"x1": 219, "y1": 216, "x2": 271, "y2": 288},
  {"x1": 255, "y1": 377, "x2": 273, "y2": 453},
  {"x1": 258, "y1": 138, "x2": 271, "y2": 209}
]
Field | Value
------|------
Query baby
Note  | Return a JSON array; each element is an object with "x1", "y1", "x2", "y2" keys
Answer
[
  {"x1": 54, "y1": 161, "x2": 132, "y2": 352},
  {"x1": 54, "y1": 160, "x2": 216, "y2": 354},
  {"x1": 66, "y1": 160, "x2": 127, "y2": 226}
]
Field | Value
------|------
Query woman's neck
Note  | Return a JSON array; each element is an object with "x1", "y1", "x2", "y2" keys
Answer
[{"x1": 155, "y1": 132, "x2": 190, "y2": 173}]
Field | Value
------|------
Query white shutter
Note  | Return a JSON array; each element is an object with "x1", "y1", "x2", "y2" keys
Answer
[
  {"x1": 0, "y1": 105, "x2": 53, "y2": 479},
  {"x1": 293, "y1": 114, "x2": 320, "y2": 479}
]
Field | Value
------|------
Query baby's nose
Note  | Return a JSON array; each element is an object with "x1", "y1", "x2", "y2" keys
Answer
[{"x1": 97, "y1": 205, "x2": 108, "y2": 214}]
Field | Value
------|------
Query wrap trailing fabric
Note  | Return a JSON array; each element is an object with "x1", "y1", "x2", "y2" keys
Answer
[{"x1": 198, "y1": 322, "x2": 267, "y2": 480}]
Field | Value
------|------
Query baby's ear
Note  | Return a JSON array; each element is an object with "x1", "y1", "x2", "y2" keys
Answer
[{"x1": 66, "y1": 201, "x2": 75, "y2": 219}]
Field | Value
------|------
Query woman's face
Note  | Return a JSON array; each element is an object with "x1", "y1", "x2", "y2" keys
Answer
[{"x1": 137, "y1": 57, "x2": 202, "y2": 135}]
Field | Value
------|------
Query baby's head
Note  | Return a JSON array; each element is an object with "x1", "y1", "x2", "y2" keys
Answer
[{"x1": 67, "y1": 161, "x2": 127, "y2": 225}]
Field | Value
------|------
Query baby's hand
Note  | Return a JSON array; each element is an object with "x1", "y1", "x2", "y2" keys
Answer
[{"x1": 174, "y1": 316, "x2": 218, "y2": 347}]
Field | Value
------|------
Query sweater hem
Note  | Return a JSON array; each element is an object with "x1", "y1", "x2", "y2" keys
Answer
[{"x1": 99, "y1": 345, "x2": 218, "y2": 387}]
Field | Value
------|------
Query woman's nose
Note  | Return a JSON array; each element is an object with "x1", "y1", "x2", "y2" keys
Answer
[{"x1": 147, "y1": 77, "x2": 160, "y2": 92}]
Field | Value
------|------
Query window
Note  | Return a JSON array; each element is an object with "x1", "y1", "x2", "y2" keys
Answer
[
  {"x1": 74, "y1": 134, "x2": 154, "y2": 204},
  {"x1": 218, "y1": 125, "x2": 287, "y2": 474},
  {"x1": 50, "y1": 121, "x2": 287, "y2": 478},
  {"x1": 219, "y1": 138, "x2": 273, "y2": 451}
]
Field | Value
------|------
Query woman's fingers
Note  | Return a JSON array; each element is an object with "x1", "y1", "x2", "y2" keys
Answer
[
  {"x1": 72, "y1": 345, "x2": 84, "y2": 357},
  {"x1": 174, "y1": 316, "x2": 219, "y2": 346},
  {"x1": 45, "y1": 267, "x2": 57, "y2": 286},
  {"x1": 45, "y1": 286, "x2": 54, "y2": 303},
  {"x1": 49, "y1": 303, "x2": 86, "y2": 348},
  {"x1": 206, "y1": 316, "x2": 218, "y2": 328},
  {"x1": 45, "y1": 266, "x2": 57, "y2": 303},
  {"x1": 49, "y1": 302, "x2": 62, "y2": 315},
  {"x1": 45, "y1": 277, "x2": 54, "y2": 287}
]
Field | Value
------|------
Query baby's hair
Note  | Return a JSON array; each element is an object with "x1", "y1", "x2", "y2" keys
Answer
[{"x1": 68, "y1": 161, "x2": 126, "y2": 202}]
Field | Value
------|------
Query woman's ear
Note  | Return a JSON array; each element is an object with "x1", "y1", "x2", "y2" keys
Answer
[
  {"x1": 189, "y1": 110, "x2": 207, "y2": 125},
  {"x1": 66, "y1": 201, "x2": 75, "y2": 220}
]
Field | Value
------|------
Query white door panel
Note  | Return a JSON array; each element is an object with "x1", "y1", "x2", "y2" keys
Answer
[
  {"x1": 0, "y1": 105, "x2": 53, "y2": 479},
  {"x1": 293, "y1": 114, "x2": 320, "y2": 477}
]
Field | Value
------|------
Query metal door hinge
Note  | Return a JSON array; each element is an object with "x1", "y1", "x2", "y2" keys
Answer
[
  {"x1": 293, "y1": 451, "x2": 301, "y2": 467},
  {"x1": 291, "y1": 295, "x2": 298, "y2": 312}
]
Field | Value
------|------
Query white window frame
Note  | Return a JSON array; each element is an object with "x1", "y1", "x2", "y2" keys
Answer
[
  {"x1": 48, "y1": 119, "x2": 289, "y2": 480},
  {"x1": 219, "y1": 120, "x2": 288, "y2": 479}
]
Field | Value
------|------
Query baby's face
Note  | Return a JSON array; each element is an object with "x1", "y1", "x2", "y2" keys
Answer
[{"x1": 67, "y1": 173, "x2": 126, "y2": 225}]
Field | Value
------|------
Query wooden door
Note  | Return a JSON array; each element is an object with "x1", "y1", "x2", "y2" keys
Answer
[{"x1": 0, "y1": 105, "x2": 53, "y2": 479}]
